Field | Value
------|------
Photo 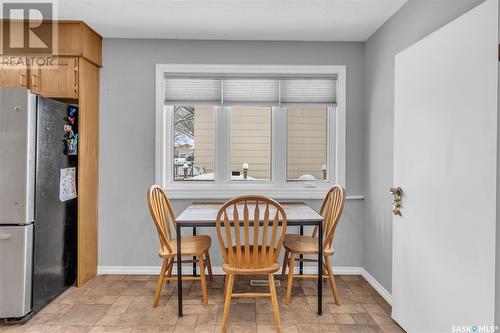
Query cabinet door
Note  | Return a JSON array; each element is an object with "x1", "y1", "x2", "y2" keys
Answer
[
  {"x1": 31, "y1": 57, "x2": 78, "y2": 99},
  {"x1": 0, "y1": 64, "x2": 28, "y2": 88}
]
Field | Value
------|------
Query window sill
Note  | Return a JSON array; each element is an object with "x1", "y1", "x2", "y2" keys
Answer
[{"x1": 163, "y1": 187, "x2": 364, "y2": 200}]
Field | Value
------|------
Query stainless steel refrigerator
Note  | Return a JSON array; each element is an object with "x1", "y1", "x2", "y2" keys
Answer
[{"x1": 0, "y1": 87, "x2": 77, "y2": 321}]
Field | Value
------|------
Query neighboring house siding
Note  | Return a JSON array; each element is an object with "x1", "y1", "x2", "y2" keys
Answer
[
  {"x1": 230, "y1": 107, "x2": 272, "y2": 179},
  {"x1": 193, "y1": 106, "x2": 327, "y2": 180},
  {"x1": 193, "y1": 107, "x2": 215, "y2": 173},
  {"x1": 287, "y1": 107, "x2": 327, "y2": 180}
]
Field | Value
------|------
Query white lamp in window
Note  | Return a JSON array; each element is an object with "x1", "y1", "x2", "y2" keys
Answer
[{"x1": 242, "y1": 163, "x2": 249, "y2": 180}]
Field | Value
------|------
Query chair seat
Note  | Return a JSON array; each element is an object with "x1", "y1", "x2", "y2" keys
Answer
[
  {"x1": 222, "y1": 246, "x2": 281, "y2": 275},
  {"x1": 159, "y1": 235, "x2": 211, "y2": 257},
  {"x1": 283, "y1": 234, "x2": 333, "y2": 255}
]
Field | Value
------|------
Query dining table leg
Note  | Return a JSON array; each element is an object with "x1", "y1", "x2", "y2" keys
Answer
[
  {"x1": 317, "y1": 221, "x2": 323, "y2": 315},
  {"x1": 299, "y1": 225, "x2": 304, "y2": 275},
  {"x1": 176, "y1": 224, "x2": 183, "y2": 317},
  {"x1": 192, "y1": 227, "x2": 197, "y2": 276}
]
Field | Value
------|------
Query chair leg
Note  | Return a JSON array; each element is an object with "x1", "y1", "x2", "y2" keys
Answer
[
  {"x1": 268, "y1": 274, "x2": 281, "y2": 332},
  {"x1": 223, "y1": 274, "x2": 228, "y2": 300},
  {"x1": 165, "y1": 257, "x2": 174, "y2": 284},
  {"x1": 280, "y1": 250, "x2": 289, "y2": 281},
  {"x1": 221, "y1": 273, "x2": 234, "y2": 333},
  {"x1": 153, "y1": 258, "x2": 168, "y2": 307},
  {"x1": 205, "y1": 251, "x2": 214, "y2": 282},
  {"x1": 322, "y1": 261, "x2": 330, "y2": 284},
  {"x1": 285, "y1": 255, "x2": 295, "y2": 305},
  {"x1": 199, "y1": 255, "x2": 208, "y2": 306},
  {"x1": 324, "y1": 255, "x2": 340, "y2": 305}
]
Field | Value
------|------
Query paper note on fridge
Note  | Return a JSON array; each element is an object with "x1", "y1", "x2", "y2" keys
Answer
[{"x1": 60, "y1": 167, "x2": 77, "y2": 201}]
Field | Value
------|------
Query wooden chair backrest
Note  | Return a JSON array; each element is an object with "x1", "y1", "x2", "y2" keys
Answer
[
  {"x1": 313, "y1": 185, "x2": 346, "y2": 249},
  {"x1": 147, "y1": 185, "x2": 176, "y2": 254},
  {"x1": 216, "y1": 195, "x2": 287, "y2": 268}
]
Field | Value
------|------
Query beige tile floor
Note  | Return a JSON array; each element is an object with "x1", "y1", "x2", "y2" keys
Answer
[{"x1": 0, "y1": 274, "x2": 405, "y2": 333}]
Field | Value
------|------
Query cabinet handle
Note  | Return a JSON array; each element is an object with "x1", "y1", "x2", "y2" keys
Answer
[
  {"x1": 0, "y1": 233, "x2": 12, "y2": 240},
  {"x1": 31, "y1": 75, "x2": 38, "y2": 88},
  {"x1": 19, "y1": 74, "x2": 26, "y2": 87},
  {"x1": 74, "y1": 60, "x2": 78, "y2": 94}
]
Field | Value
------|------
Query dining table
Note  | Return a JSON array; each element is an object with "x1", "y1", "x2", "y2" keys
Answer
[{"x1": 175, "y1": 201, "x2": 325, "y2": 317}]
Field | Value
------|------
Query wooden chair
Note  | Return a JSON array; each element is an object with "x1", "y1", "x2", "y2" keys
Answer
[
  {"x1": 147, "y1": 185, "x2": 213, "y2": 307},
  {"x1": 216, "y1": 196, "x2": 287, "y2": 333},
  {"x1": 280, "y1": 185, "x2": 345, "y2": 305}
]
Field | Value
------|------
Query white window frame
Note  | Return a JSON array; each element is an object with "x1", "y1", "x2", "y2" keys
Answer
[{"x1": 155, "y1": 64, "x2": 346, "y2": 200}]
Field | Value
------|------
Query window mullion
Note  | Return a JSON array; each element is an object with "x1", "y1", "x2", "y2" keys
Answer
[
  {"x1": 215, "y1": 106, "x2": 229, "y2": 185},
  {"x1": 164, "y1": 105, "x2": 174, "y2": 185},
  {"x1": 272, "y1": 107, "x2": 287, "y2": 188},
  {"x1": 327, "y1": 107, "x2": 335, "y2": 184}
]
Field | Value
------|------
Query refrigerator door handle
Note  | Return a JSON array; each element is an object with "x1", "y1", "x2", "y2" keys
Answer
[{"x1": 0, "y1": 233, "x2": 12, "y2": 240}]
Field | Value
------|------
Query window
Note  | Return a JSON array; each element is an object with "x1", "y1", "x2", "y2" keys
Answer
[{"x1": 156, "y1": 65, "x2": 346, "y2": 199}]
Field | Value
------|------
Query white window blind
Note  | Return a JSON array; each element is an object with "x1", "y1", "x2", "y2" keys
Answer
[
  {"x1": 164, "y1": 77, "x2": 221, "y2": 104},
  {"x1": 281, "y1": 78, "x2": 337, "y2": 105},
  {"x1": 164, "y1": 74, "x2": 337, "y2": 106},
  {"x1": 223, "y1": 78, "x2": 279, "y2": 105}
]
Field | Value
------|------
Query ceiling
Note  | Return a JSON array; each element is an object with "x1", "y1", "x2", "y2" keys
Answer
[{"x1": 58, "y1": 0, "x2": 406, "y2": 41}]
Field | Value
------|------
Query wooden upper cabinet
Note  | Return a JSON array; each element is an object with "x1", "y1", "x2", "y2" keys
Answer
[
  {"x1": 0, "y1": 21, "x2": 101, "y2": 98},
  {"x1": 0, "y1": 64, "x2": 27, "y2": 89},
  {"x1": 0, "y1": 20, "x2": 102, "y2": 67},
  {"x1": 57, "y1": 21, "x2": 102, "y2": 67},
  {"x1": 30, "y1": 56, "x2": 78, "y2": 99}
]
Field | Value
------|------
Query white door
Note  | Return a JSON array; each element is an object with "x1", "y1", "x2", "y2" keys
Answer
[{"x1": 392, "y1": 1, "x2": 498, "y2": 332}]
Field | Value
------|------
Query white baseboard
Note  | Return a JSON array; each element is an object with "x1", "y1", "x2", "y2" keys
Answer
[
  {"x1": 97, "y1": 265, "x2": 391, "y2": 305},
  {"x1": 300, "y1": 266, "x2": 363, "y2": 275},
  {"x1": 360, "y1": 268, "x2": 392, "y2": 305},
  {"x1": 97, "y1": 265, "x2": 362, "y2": 276},
  {"x1": 97, "y1": 266, "x2": 167, "y2": 275}
]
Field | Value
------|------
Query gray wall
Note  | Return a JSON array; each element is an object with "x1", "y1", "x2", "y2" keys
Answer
[
  {"x1": 99, "y1": 40, "x2": 366, "y2": 268},
  {"x1": 363, "y1": 0, "x2": 485, "y2": 293}
]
